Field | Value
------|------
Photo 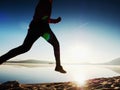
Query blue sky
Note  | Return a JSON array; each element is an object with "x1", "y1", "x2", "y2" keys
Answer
[{"x1": 0, "y1": 0, "x2": 120, "y2": 63}]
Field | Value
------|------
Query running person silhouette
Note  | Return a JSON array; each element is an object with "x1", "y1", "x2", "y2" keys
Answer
[{"x1": 0, "y1": 0, "x2": 66, "y2": 73}]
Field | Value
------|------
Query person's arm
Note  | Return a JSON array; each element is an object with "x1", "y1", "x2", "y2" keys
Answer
[
  {"x1": 41, "y1": 16, "x2": 61, "y2": 24},
  {"x1": 49, "y1": 17, "x2": 61, "y2": 24}
]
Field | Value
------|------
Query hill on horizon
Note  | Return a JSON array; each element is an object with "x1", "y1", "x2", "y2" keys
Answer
[
  {"x1": 6, "y1": 57, "x2": 120, "y2": 65},
  {"x1": 6, "y1": 59, "x2": 54, "y2": 64},
  {"x1": 103, "y1": 57, "x2": 120, "y2": 65}
]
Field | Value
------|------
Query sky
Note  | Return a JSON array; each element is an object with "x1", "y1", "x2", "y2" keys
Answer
[{"x1": 0, "y1": 0, "x2": 120, "y2": 64}]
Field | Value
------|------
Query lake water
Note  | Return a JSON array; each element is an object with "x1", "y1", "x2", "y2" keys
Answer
[{"x1": 0, "y1": 64, "x2": 120, "y2": 84}]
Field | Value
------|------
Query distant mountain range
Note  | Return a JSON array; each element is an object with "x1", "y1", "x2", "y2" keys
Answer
[
  {"x1": 104, "y1": 57, "x2": 120, "y2": 65},
  {"x1": 6, "y1": 57, "x2": 120, "y2": 65},
  {"x1": 75, "y1": 57, "x2": 120, "y2": 65},
  {"x1": 7, "y1": 59, "x2": 54, "y2": 64}
]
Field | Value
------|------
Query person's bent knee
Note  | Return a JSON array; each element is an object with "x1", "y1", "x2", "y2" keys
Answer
[{"x1": 53, "y1": 41, "x2": 60, "y2": 48}]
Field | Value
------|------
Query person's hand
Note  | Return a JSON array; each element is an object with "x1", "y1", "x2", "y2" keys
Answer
[
  {"x1": 49, "y1": 17, "x2": 62, "y2": 24},
  {"x1": 56, "y1": 17, "x2": 61, "y2": 23}
]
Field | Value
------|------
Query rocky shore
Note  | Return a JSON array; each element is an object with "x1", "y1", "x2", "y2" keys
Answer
[
  {"x1": 85, "y1": 76, "x2": 120, "y2": 90},
  {"x1": 0, "y1": 76, "x2": 120, "y2": 90}
]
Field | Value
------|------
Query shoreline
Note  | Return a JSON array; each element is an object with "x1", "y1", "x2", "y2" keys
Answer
[{"x1": 1, "y1": 76, "x2": 120, "y2": 90}]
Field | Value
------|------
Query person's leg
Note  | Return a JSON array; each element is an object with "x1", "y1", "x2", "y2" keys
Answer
[
  {"x1": 42, "y1": 30, "x2": 66, "y2": 73},
  {"x1": 0, "y1": 29, "x2": 40, "y2": 64}
]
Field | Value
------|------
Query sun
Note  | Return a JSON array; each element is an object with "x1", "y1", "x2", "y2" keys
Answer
[{"x1": 67, "y1": 43, "x2": 92, "y2": 60}]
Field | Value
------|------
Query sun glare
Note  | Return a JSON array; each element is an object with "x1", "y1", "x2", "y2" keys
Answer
[
  {"x1": 67, "y1": 44, "x2": 92, "y2": 61},
  {"x1": 67, "y1": 66, "x2": 87, "y2": 86},
  {"x1": 73, "y1": 73, "x2": 87, "y2": 86}
]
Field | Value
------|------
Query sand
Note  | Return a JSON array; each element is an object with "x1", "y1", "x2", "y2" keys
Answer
[{"x1": 0, "y1": 76, "x2": 120, "y2": 90}]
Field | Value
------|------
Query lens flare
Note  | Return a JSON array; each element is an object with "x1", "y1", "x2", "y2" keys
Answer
[
  {"x1": 42, "y1": 16, "x2": 48, "y2": 21},
  {"x1": 43, "y1": 33, "x2": 50, "y2": 41}
]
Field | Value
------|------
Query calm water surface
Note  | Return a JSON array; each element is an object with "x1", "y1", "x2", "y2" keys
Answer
[{"x1": 0, "y1": 64, "x2": 120, "y2": 84}]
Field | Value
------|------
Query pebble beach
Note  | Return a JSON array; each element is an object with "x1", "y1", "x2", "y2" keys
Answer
[{"x1": 1, "y1": 76, "x2": 120, "y2": 90}]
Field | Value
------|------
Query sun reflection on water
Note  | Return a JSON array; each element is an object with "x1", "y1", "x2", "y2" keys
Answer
[
  {"x1": 73, "y1": 73, "x2": 87, "y2": 86},
  {"x1": 66, "y1": 65, "x2": 88, "y2": 87}
]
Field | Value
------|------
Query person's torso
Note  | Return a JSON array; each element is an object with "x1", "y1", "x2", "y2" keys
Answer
[{"x1": 33, "y1": 0, "x2": 52, "y2": 22}]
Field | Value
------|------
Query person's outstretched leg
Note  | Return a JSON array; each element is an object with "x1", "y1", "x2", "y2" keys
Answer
[
  {"x1": 0, "y1": 29, "x2": 40, "y2": 64},
  {"x1": 43, "y1": 30, "x2": 66, "y2": 73}
]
